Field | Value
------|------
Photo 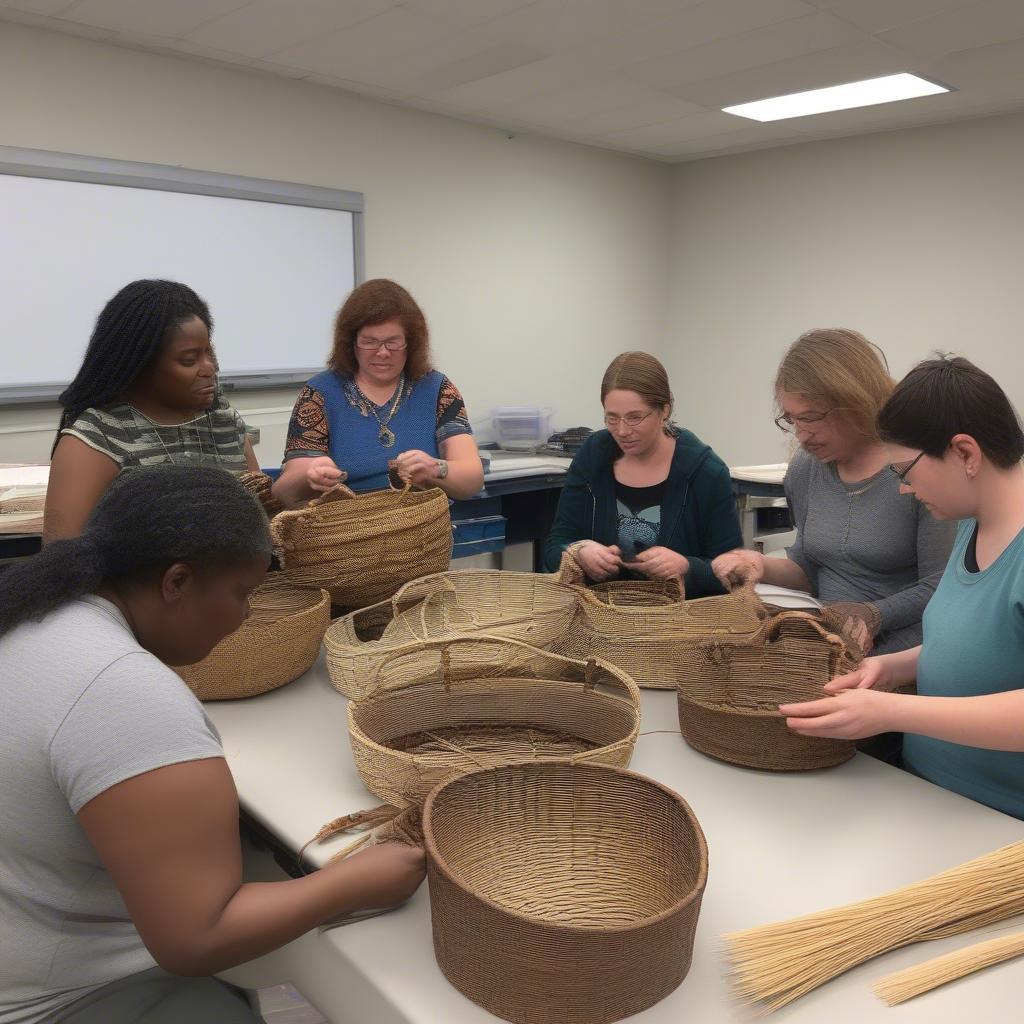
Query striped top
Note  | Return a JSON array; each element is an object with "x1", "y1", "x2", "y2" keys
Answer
[{"x1": 61, "y1": 400, "x2": 249, "y2": 472}]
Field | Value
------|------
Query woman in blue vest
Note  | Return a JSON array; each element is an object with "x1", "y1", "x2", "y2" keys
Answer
[{"x1": 273, "y1": 279, "x2": 484, "y2": 504}]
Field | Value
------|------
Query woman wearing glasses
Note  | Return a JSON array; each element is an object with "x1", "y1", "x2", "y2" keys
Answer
[
  {"x1": 273, "y1": 279, "x2": 484, "y2": 504},
  {"x1": 712, "y1": 329, "x2": 953, "y2": 656},
  {"x1": 543, "y1": 351, "x2": 742, "y2": 593},
  {"x1": 782, "y1": 357, "x2": 1024, "y2": 818}
]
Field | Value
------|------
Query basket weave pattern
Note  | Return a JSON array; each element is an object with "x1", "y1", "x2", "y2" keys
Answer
[
  {"x1": 677, "y1": 610, "x2": 860, "y2": 770},
  {"x1": 423, "y1": 761, "x2": 708, "y2": 1024},
  {"x1": 174, "y1": 579, "x2": 330, "y2": 700},
  {"x1": 347, "y1": 636, "x2": 641, "y2": 808},
  {"x1": 270, "y1": 482, "x2": 452, "y2": 610},
  {"x1": 239, "y1": 470, "x2": 284, "y2": 517}
]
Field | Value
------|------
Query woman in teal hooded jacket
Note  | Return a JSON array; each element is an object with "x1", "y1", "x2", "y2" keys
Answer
[{"x1": 543, "y1": 352, "x2": 741, "y2": 596}]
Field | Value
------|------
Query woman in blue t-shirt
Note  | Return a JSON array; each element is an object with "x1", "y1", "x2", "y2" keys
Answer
[
  {"x1": 273, "y1": 279, "x2": 483, "y2": 504},
  {"x1": 782, "y1": 355, "x2": 1024, "y2": 818}
]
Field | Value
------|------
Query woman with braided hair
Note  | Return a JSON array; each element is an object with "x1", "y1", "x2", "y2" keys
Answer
[
  {"x1": 43, "y1": 279, "x2": 259, "y2": 543},
  {"x1": 0, "y1": 466, "x2": 425, "y2": 1023}
]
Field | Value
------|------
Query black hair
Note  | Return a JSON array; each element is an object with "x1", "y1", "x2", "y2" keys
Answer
[
  {"x1": 877, "y1": 354, "x2": 1024, "y2": 469},
  {"x1": 0, "y1": 466, "x2": 271, "y2": 640},
  {"x1": 57, "y1": 279, "x2": 213, "y2": 437}
]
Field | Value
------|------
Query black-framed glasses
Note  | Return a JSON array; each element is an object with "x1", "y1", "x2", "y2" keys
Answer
[
  {"x1": 604, "y1": 409, "x2": 656, "y2": 429},
  {"x1": 773, "y1": 408, "x2": 834, "y2": 433},
  {"x1": 889, "y1": 451, "x2": 925, "y2": 483}
]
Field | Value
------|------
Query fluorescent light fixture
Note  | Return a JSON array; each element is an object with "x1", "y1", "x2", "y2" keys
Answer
[{"x1": 723, "y1": 73, "x2": 949, "y2": 122}]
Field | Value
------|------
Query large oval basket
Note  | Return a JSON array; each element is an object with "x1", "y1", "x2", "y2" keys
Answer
[
  {"x1": 423, "y1": 760, "x2": 708, "y2": 1024},
  {"x1": 554, "y1": 549, "x2": 765, "y2": 689},
  {"x1": 270, "y1": 482, "x2": 452, "y2": 610},
  {"x1": 324, "y1": 569, "x2": 579, "y2": 699},
  {"x1": 677, "y1": 610, "x2": 860, "y2": 770},
  {"x1": 174, "y1": 579, "x2": 330, "y2": 701},
  {"x1": 347, "y1": 636, "x2": 641, "y2": 807}
]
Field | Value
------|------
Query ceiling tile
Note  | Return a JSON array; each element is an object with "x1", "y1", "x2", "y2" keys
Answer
[
  {"x1": 415, "y1": 41, "x2": 547, "y2": 92},
  {"x1": 649, "y1": 121, "x2": 805, "y2": 158},
  {"x1": 565, "y1": 93, "x2": 709, "y2": 136},
  {"x1": 400, "y1": 0, "x2": 534, "y2": 25},
  {"x1": 58, "y1": 0, "x2": 247, "y2": 37},
  {"x1": 0, "y1": 5, "x2": 114, "y2": 36},
  {"x1": 879, "y1": 0, "x2": 1024, "y2": 58},
  {"x1": 185, "y1": 0, "x2": 397, "y2": 59},
  {"x1": 0, "y1": 0, "x2": 77, "y2": 14},
  {"x1": 599, "y1": 109, "x2": 743, "y2": 147},
  {"x1": 931, "y1": 34, "x2": 1024, "y2": 95},
  {"x1": 824, "y1": 0, "x2": 979, "y2": 35}
]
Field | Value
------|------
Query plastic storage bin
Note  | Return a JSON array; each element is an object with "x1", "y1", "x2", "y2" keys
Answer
[{"x1": 491, "y1": 406, "x2": 554, "y2": 451}]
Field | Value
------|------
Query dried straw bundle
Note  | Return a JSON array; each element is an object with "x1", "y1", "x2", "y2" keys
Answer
[
  {"x1": 724, "y1": 840, "x2": 1024, "y2": 1013},
  {"x1": 874, "y1": 930, "x2": 1024, "y2": 1005}
]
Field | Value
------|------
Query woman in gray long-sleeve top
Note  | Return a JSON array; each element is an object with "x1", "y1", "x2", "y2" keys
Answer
[{"x1": 713, "y1": 328, "x2": 955, "y2": 656}]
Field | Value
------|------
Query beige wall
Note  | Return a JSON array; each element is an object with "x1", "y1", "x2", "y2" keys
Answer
[
  {"x1": 0, "y1": 23, "x2": 672, "y2": 465},
  {"x1": 666, "y1": 110, "x2": 1024, "y2": 467}
]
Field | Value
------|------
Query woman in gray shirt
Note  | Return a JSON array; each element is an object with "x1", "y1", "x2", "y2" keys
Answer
[{"x1": 713, "y1": 328, "x2": 954, "y2": 656}]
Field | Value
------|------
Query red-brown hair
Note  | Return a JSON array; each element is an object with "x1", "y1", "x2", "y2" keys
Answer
[{"x1": 328, "y1": 279, "x2": 433, "y2": 380}]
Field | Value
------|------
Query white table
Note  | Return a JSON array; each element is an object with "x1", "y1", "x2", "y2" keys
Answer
[{"x1": 208, "y1": 655, "x2": 1024, "y2": 1023}]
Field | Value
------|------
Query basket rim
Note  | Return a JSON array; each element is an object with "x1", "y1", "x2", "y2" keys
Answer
[
  {"x1": 677, "y1": 690, "x2": 816, "y2": 720},
  {"x1": 422, "y1": 759, "x2": 708, "y2": 935},
  {"x1": 246, "y1": 581, "x2": 331, "y2": 627}
]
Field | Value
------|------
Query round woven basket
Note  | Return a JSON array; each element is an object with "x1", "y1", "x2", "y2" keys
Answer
[
  {"x1": 347, "y1": 635, "x2": 641, "y2": 807},
  {"x1": 677, "y1": 610, "x2": 859, "y2": 770},
  {"x1": 270, "y1": 482, "x2": 452, "y2": 610},
  {"x1": 324, "y1": 569, "x2": 579, "y2": 699},
  {"x1": 554, "y1": 549, "x2": 765, "y2": 689},
  {"x1": 174, "y1": 578, "x2": 330, "y2": 701},
  {"x1": 423, "y1": 760, "x2": 708, "y2": 1024}
]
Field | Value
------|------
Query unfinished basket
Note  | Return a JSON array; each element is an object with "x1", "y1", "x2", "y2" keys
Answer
[
  {"x1": 239, "y1": 470, "x2": 284, "y2": 517},
  {"x1": 423, "y1": 760, "x2": 708, "y2": 1024},
  {"x1": 174, "y1": 578, "x2": 330, "y2": 700},
  {"x1": 677, "y1": 609, "x2": 861, "y2": 770},
  {"x1": 324, "y1": 569, "x2": 579, "y2": 699},
  {"x1": 347, "y1": 635, "x2": 641, "y2": 808},
  {"x1": 554, "y1": 548, "x2": 765, "y2": 689},
  {"x1": 270, "y1": 481, "x2": 452, "y2": 610}
]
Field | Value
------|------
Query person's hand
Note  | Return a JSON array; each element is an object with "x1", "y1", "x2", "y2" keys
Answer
[
  {"x1": 779, "y1": 688, "x2": 902, "y2": 741},
  {"x1": 575, "y1": 541, "x2": 622, "y2": 582},
  {"x1": 711, "y1": 549, "x2": 764, "y2": 590},
  {"x1": 622, "y1": 546, "x2": 689, "y2": 581},
  {"x1": 391, "y1": 449, "x2": 440, "y2": 487},
  {"x1": 822, "y1": 601, "x2": 881, "y2": 655},
  {"x1": 822, "y1": 657, "x2": 895, "y2": 694},
  {"x1": 306, "y1": 456, "x2": 344, "y2": 493},
  {"x1": 341, "y1": 843, "x2": 426, "y2": 911}
]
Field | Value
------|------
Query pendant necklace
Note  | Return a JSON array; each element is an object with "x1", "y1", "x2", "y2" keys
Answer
[{"x1": 355, "y1": 375, "x2": 405, "y2": 449}]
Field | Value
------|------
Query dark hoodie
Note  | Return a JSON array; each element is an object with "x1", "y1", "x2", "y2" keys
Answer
[{"x1": 543, "y1": 428, "x2": 742, "y2": 596}]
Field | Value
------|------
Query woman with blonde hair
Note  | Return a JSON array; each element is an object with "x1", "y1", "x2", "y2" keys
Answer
[
  {"x1": 713, "y1": 329, "x2": 954, "y2": 656},
  {"x1": 544, "y1": 351, "x2": 741, "y2": 594}
]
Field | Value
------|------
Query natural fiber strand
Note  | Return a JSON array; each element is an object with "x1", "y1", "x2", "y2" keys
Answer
[
  {"x1": 874, "y1": 930, "x2": 1024, "y2": 1005},
  {"x1": 724, "y1": 840, "x2": 1024, "y2": 1013}
]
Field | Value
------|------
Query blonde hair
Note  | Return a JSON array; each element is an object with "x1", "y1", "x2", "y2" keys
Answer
[
  {"x1": 601, "y1": 351, "x2": 676, "y2": 433},
  {"x1": 775, "y1": 328, "x2": 894, "y2": 441}
]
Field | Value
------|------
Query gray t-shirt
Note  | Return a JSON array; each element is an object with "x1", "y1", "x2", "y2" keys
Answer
[
  {"x1": 0, "y1": 596, "x2": 224, "y2": 1024},
  {"x1": 785, "y1": 450, "x2": 956, "y2": 654}
]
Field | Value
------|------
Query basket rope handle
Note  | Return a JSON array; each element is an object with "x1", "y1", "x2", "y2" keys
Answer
[{"x1": 268, "y1": 477, "x2": 355, "y2": 564}]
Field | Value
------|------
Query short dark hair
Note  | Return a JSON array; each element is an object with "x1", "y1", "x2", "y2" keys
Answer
[{"x1": 877, "y1": 355, "x2": 1024, "y2": 469}]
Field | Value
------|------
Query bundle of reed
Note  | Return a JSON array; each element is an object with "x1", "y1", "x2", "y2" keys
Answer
[
  {"x1": 874, "y1": 930, "x2": 1024, "y2": 1005},
  {"x1": 724, "y1": 840, "x2": 1024, "y2": 1013}
]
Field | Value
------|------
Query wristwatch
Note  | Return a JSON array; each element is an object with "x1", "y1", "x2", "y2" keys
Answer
[{"x1": 435, "y1": 458, "x2": 449, "y2": 480}]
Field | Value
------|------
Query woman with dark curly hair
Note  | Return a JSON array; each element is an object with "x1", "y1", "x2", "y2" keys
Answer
[{"x1": 273, "y1": 279, "x2": 483, "y2": 504}]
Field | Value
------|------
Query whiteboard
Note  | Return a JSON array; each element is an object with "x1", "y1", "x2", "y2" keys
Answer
[{"x1": 0, "y1": 147, "x2": 363, "y2": 403}]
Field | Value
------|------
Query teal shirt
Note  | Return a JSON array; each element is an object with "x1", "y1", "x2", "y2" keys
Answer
[{"x1": 905, "y1": 518, "x2": 1024, "y2": 818}]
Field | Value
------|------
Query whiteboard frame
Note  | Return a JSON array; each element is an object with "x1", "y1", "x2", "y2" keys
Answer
[{"x1": 0, "y1": 145, "x2": 364, "y2": 404}]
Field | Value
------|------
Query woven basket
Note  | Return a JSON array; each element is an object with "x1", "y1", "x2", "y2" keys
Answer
[
  {"x1": 423, "y1": 760, "x2": 708, "y2": 1024},
  {"x1": 347, "y1": 635, "x2": 641, "y2": 808},
  {"x1": 239, "y1": 470, "x2": 284, "y2": 517},
  {"x1": 554, "y1": 549, "x2": 765, "y2": 689},
  {"x1": 174, "y1": 578, "x2": 330, "y2": 700},
  {"x1": 270, "y1": 482, "x2": 453, "y2": 610},
  {"x1": 677, "y1": 610, "x2": 861, "y2": 770},
  {"x1": 324, "y1": 570, "x2": 579, "y2": 699}
]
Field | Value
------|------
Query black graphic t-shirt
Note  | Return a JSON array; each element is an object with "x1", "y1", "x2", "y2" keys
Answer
[{"x1": 615, "y1": 479, "x2": 666, "y2": 560}]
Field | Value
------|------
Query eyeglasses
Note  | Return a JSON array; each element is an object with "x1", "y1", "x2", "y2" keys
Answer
[
  {"x1": 356, "y1": 336, "x2": 407, "y2": 352},
  {"x1": 774, "y1": 409, "x2": 833, "y2": 433},
  {"x1": 604, "y1": 409, "x2": 656, "y2": 429},
  {"x1": 890, "y1": 451, "x2": 925, "y2": 483}
]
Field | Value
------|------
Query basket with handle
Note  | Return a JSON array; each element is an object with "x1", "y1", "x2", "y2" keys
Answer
[
  {"x1": 238, "y1": 470, "x2": 284, "y2": 518},
  {"x1": 423, "y1": 760, "x2": 708, "y2": 1024},
  {"x1": 173, "y1": 577, "x2": 330, "y2": 700},
  {"x1": 553, "y1": 548, "x2": 766, "y2": 689},
  {"x1": 677, "y1": 609, "x2": 861, "y2": 770},
  {"x1": 324, "y1": 569, "x2": 579, "y2": 699},
  {"x1": 346, "y1": 635, "x2": 641, "y2": 808},
  {"x1": 269, "y1": 480, "x2": 453, "y2": 610}
]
